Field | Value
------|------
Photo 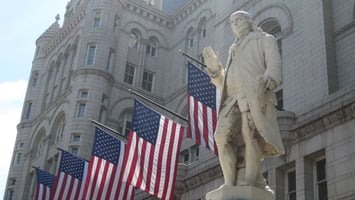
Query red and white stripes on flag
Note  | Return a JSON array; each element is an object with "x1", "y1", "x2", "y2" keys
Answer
[
  {"x1": 82, "y1": 127, "x2": 134, "y2": 200},
  {"x1": 121, "y1": 100, "x2": 184, "y2": 200},
  {"x1": 187, "y1": 61, "x2": 220, "y2": 155},
  {"x1": 34, "y1": 168, "x2": 56, "y2": 200},
  {"x1": 51, "y1": 150, "x2": 88, "y2": 200}
]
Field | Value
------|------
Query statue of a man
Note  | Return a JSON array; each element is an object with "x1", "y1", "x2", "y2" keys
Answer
[{"x1": 203, "y1": 10, "x2": 285, "y2": 191}]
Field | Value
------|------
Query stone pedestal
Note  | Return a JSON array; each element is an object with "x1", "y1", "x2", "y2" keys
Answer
[{"x1": 206, "y1": 185, "x2": 274, "y2": 200}]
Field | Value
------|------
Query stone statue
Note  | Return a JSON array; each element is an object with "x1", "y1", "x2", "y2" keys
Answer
[{"x1": 203, "y1": 11, "x2": 285, "y2": 199}]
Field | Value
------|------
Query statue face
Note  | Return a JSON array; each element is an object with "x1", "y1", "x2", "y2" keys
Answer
[{"x1": 230, "y1": 14, "x2": 250, "y2": 37}]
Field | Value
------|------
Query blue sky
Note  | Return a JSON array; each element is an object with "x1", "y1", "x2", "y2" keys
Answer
[{"x1": 0, "y1": 1, "x2": 67, "y2": 198}]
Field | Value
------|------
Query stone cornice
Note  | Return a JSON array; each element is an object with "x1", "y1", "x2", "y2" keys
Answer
[
  {"x1": 122, "y1": 0, "x2": 172, "y2": 28},
  {"x1": 122, "y1": 0, "x2": 208, "y2": 29},
  {"x1": 291, "y1": 100, "x2": 355, "y2": 144},
  {"x1": 171, "y1": 0, "x2": 207, "y2": 26},
  {"x1": 175, "y1": 164, "x2": 222, "y2": 196},
  {"x1": 290, "y1": 86, "x2": 355, "y2": 143},
  {"x1": 72, "y1": 68, "x2": 115, "y2": 83}
]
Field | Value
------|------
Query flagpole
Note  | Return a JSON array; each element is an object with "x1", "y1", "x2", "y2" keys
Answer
[
  {"x1": 128, "y1": 89, "x2": 188, "y2": 122},
  {"x1": 88, "y1": 118, "x2": 128, "y2": 143},
  {"x1": 178, "y1": 49, "x2": 207, "y2": 68}
]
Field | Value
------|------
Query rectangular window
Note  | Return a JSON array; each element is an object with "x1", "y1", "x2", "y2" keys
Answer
[
  {"x1": 86, "y1": 44, "x2": 96, "y2": 65},
  {"x1": 78, "y1": 89, "x2": 88, "y2": 99},
  {"x1": 71, "y1": 134, "x2": 81, "y2": 143},
  {"x1": 76, "y1": 102, "x2": 86, "y2": 118},
  {"x1": 69, "y1": 147, "x2": 79, "y2": 156},
  {"x1": 124, "y1": 64, "x2": 135, "y2": 84},
  {"x1": 9, "y1": 178, "x2": 16, "y2": 186},
  {"x1": 142, "y1": 70, "x2": 154, "y2": 92},
  {"x1": 179, "y1": 150, "x2": 189, "y2": 164},
  {"x1": 15, "y1": 152, "x2": 22, "y2": 165},
  {"x1": 106, "y1": 48, "x2": 115, "y2": 70},
  {"x1": 304, "y1": 150, "x2": 327, "y2": 200},
  {"x1": 191, "y1": 145, "x2": 200, "y2": 162},
  {"x1": 315, "y1": 159, "x2": 327, "y2": 200},
  {"x1": 7, "y1": 190, "x2": 14, "y2": 200},
  {"x1": 31, "y1": 71, "x2": 39, "y2": 87},
  {"x1": 93, "y1": 10, "x2": 101, "y2": 28},
  {"x1": 287, "y1": 170, "x2": 296, "y2": 200},
  {"x1": 146, "y1": 45, "x2": 157, "y2": 57},
  {"x1": 17, "y1": 142, "x2": 24, "y2": 148},
  {"x1": 23, "y1": 101, "x2": 32, "y2": 120}
]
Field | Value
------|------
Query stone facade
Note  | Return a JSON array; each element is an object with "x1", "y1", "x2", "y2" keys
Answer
[{"x1": 5, "y1": 0, "x2": 355, "y2": 199}]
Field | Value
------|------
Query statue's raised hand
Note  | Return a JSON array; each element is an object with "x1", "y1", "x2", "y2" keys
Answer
[{"x1": 202, "y1": 46, "x2": 222, "y2": 77}]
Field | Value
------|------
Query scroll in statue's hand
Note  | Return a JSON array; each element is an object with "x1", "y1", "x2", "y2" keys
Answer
[
  {"x1": 263, "y1": 76, "x2": 277, "y2": 91},
  {"x1": 202, "y1": 46, "x2": 222, "y2": 77}
]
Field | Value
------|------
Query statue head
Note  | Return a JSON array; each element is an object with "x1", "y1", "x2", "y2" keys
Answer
[{"x1": 230, "y1": 11, "x2": 258, "y2": 37}]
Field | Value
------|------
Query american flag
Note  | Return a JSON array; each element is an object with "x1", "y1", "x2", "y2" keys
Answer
[
  {"x1": 187, "y1": 61, "x2": 220, "y2": 155},
  {"x1": 82, "y1": 127, "x2": 134, "y2": 200},
  {"x1": 34, "y1": 168, "x2": 56, "y2": 200},
  {"x1": 121, "y1": 100, "x2": 184, "y2": 200},
  {"x1": 51, "y1": 149, "x2": 88, "y2": 200}
]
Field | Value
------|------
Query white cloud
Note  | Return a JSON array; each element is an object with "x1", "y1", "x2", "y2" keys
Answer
[
  {"x1": 0, "y1": 80, "x2": 27, "y2": 197},
  {"x1": 0, "y1": 81, "x2": 27, "y2": 103}
]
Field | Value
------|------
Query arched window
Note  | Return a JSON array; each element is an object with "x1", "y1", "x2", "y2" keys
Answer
[
  {"x1": 119, "y1": 110, "x2": 133, "y2": 136},
  {"x1": 186, "y1": 27, "x2": 194, "y2": 48},
  {"x1": 146, "y1": 37, "x2": 159, "y2": 57},
  {"x1": 259, "y1": 19, "x2": 283, "y2": 110},
  {"x1": 259, "y1": 19, "x2": 282, "y2": 55},
  {"x1": 49, "y1": 113, "x2": 65, "y2": 145},
  {"x1": 129, "y1": 29, "x2": 141, "y2": 49},
  {"x1": 198, "y1": 18, "x2": 207, "y2": 39},
  {"x1": 32, "y1": 129, "x2": 46, "y2": 159}
]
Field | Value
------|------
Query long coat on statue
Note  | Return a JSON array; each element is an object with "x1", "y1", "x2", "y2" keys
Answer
[{"x1": 211, "y1": 30, "x2": 285, "y2": 157}]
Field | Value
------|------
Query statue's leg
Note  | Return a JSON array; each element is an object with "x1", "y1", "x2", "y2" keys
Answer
[
  {"x1": 241, "y1": 111, "x2": 263, "y2": 186},
  {"x1": 214, "y1": 108, "x2": 239, "y2": 186}
]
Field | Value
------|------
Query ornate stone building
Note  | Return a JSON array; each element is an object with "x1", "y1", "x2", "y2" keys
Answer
[{"x1": 5, "y1": 0, "x2": 355, "y2": 199}]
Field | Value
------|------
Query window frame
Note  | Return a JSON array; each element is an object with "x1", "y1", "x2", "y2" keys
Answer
[
  {"x1": 106, "y1": 48, "x2": 115, "y2": 71},
  {"x1": 128, "y1": 30, "x2": 141, "y2": 49},
  {"x1": 124, "y1": 63, "x2": 135, "y2": 85},
  {"x1": 86, "y1": 44, "x2": 96, "y2": 65},
  {"x1": 286, "y1": 169, "x2": 296, "y2": 200},
  {"x1": 142, "y1": 70, "x2": 154, "y2": 92},
  {"x1": 69, "y1": 146, "x2": 79, "y2": 156},
  {"x1": 93, "y1": 10, "x2": 102, "y2": 28},
  {"x1": 76, "y1": 102, "x2": 86, "y2": 118},
  {"x1": 71, "y1": 134, "x2": 81, "y2": 143},
  {"x1": 23, "y1": 101, "x2": 32, "y2": 120},
  {"x1": 314, "y1": 157, "x2": 327, "y2": 200}
]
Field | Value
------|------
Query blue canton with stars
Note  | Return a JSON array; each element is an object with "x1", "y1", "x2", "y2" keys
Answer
[
  {"x1": 187, "y1": 62, "x2": 217, "y2": 109},
  {"x1": 59, "y1": 150, "x2": 86, "y2": 181},
  {"x1": 132, "y1": 100, "x2": 161, "y2": 144},
  {"x1": 92, "y1": 127, "x2": 121, "y2": 165},
  {"x1": 36, "y1": 168, "x2": 56, "y2": 188}
]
